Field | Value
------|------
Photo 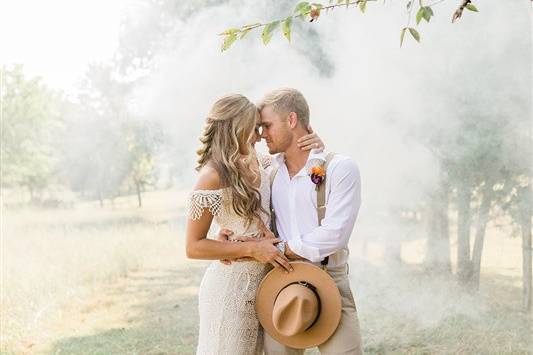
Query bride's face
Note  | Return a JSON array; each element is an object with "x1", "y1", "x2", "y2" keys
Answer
[
  {"x1": 250, "y1": 112, "x2": 262, "y2": 148},
  {"x1": 239, "y1": 112, "x2": 260, "y2": 155}
]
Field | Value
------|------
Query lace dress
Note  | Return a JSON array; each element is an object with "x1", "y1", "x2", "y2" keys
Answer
[{"x1": 187, "y1": 155, "x2": 273, "y2": 355}]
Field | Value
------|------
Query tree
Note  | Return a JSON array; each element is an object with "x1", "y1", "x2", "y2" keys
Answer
[
  {"x1": 124, "y1": 120, "x2": 163, "y2": 207},
  {"x1": 1, "y1": 65, "x2": 63, "y2": 202},
  {"x1": 410, "y1": 45, "x2": 532, "y2": 310},
  {"x1": 59, "y1": 64, "x2": 134, "y2": 206},
  {"x1": 59, "y1": 63, "x2": 165, "y2": 207}
]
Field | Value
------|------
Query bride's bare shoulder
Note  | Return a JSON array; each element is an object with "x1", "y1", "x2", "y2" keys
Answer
[{"x1": 194, "y1": 164, "x2": 222, "y2": 191}]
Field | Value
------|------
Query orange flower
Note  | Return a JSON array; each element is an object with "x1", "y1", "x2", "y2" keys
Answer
[{"x1": 311, "y1": 166, "x2": 325, "y2": 177}]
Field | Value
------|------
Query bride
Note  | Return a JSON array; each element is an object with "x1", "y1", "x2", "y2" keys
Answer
[{"x1": 185, "y1": 94, "x2": 322, "y2": 355}]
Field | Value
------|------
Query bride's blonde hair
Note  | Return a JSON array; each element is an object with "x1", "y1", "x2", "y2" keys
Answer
[{"x1": 196, "y1": 94, "x2": 264, "y2": 226}]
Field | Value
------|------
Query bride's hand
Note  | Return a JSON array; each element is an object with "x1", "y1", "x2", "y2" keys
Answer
[
  {"x1": 297, "y1": 125, "x2": 325, "y2": 151},
  {"x1": 250, "y1": 239, "x2": 293, "y2": 273},
  {"x1": 261, "y1": 229, "x2": 276, "y2": 240}
]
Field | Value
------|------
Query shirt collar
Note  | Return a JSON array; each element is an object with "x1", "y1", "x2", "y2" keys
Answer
[{"x1": 274, "y1": 149, "x2": 327, "y2": 177}]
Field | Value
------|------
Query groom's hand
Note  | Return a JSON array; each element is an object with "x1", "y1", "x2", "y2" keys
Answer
[
  {"x1": 216, "y1": 228, "x2": 234, "y2": 241},
  {"x1": 231, "y1": 235, "x2": 261, "y2": 242},
  {"x1": 216, "y1": 228, "x2": 235, "y2": 265}
]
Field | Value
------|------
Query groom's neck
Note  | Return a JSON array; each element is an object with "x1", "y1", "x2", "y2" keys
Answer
[{"x1": 284, "y1": 132, "x2": 310, "y2": 175}]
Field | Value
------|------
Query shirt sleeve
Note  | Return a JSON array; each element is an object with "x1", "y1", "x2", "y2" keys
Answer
[{"x1": 287, "y1": 158, "x2": 361, "y2": 262}]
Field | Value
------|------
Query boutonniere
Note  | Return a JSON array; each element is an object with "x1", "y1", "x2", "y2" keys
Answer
[{"x1": 310, "y1": 165, "x2": 326, "y2": 187}]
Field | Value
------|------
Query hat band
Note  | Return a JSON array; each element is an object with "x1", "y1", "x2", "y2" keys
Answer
[{"x1": 274, "y1": 281, "x2": 322, "y2": 331}]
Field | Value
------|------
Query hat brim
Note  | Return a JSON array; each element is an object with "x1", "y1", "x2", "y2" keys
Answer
[{"x1": 256, "y1": 261, "x2": 342, "y2": 349}]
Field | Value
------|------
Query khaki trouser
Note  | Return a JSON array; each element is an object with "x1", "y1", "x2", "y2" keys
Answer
[{"x1": 263, "y1": 264, "x2": 363, "y2": 355}]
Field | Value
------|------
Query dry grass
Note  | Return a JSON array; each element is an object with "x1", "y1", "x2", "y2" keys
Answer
[
  {"x1": 1, "y1": 190, "x2": 531, "y2": 354},
  {"x1": 1, "y1": 190, "x2": 194, "y2": 353}
]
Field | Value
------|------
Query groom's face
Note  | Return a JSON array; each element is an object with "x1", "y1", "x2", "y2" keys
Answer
[{"x1": 259, "y1": 105, "x2": 293, "y2": 154}]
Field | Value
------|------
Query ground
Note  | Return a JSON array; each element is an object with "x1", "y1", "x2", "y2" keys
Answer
[{"x1": 1, "y1": 190, "x2": 531, "y2": 354}]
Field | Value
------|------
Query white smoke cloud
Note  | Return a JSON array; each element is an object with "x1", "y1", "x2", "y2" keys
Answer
[{"x1": 129, "y1": 0, "x2": 531, "y2": 333}]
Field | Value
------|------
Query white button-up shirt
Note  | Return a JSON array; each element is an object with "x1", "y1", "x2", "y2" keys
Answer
[{"x1": 271, "y1": 150, "x2": 361, "y2": 267}]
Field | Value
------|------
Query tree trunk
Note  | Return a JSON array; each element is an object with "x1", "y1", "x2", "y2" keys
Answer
[
  {"x1": 98, "y1": 189, "x2": 104, "y2": 208},
  {"x1": 521, "y1": 186, "x2": 532, "y2": 312},
  {"x1": 135, "y1": 180, "x2": 142, "y2": 208},
  {"x1": 28, "y1": 185, "x2": 34, "y2": 203},
  {"x1": 385, "y1": 238, "x2": 402, "y2": 266},
  {"x1": 457, "y1": 182, "x2": 473, "y2": 284},
  {"x1": 425, "y1": 179, "x2": 451, "y2": 273},
  {"x1": 471, "y1": 181, "x2": 493, "y2": 290}
]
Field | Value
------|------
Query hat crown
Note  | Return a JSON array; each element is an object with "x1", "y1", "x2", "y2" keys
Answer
[
  {"x1": 256, "y1": 261, "x2": 343, "y2": 349},
  {"x1": 272, "y1": 283, "x2": 319, "y2": 337}
]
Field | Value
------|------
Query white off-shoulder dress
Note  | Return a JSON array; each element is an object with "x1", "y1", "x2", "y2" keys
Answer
[{"x1": 187, "y1": 155, "x2": 272, "y2": 355}]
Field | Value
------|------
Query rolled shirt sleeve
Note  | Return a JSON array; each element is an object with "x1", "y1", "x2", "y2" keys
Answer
[{"x1": 287, "y1": 158, "x2": 361, "y2": 263}]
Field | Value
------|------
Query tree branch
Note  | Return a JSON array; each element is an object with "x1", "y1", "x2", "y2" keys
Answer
[{"x1": 219, "y1": 0, "x2": 375, "y2": 37}]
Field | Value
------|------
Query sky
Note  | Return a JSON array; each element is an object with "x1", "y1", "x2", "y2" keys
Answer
[{"x1": 1, "y1": 0, "x2": 127, "y2": 91}]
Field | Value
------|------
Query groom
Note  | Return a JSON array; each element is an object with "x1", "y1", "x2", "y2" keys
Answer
[
  {"x1": 219, "y1": 88, "x2": 363, "y2": 354},
  {"x1": 257, "y1": 88, "x2": 363, "y2": 355}
]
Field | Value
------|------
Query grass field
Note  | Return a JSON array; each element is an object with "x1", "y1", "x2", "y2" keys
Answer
[{"x1": 1, "y1": 190, "x2": 531, "y2": 354}]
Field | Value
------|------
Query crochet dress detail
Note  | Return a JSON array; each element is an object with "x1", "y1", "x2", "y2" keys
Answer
[{"x1": 187, "y1": 154, "x2": 272, "y2": 355}]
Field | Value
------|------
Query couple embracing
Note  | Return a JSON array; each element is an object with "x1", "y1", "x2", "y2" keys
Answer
[{"x1": 186, "y1": 88, "x2": 363, "y2": 355}]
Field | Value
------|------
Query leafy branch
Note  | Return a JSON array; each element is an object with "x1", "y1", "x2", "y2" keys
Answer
[
  {"x1": 219, "y1": 0, "x2": 480, "y2": 51},
  {"x1": 220, "y1": 0, "x2": 375, "y2": 51}
]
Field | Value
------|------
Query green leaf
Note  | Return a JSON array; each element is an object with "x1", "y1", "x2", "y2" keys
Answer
[
  {"x1": 219, "y1": 28, "x2": 240, "y2": 36},
  {"x1": 294, "y1": 1, "x2": 312, "y2": 17},
  {"x1": 262, "y1": 21, "x2": 280, "y2": 45},
  {"x1": 416, "y1": 7, "x2": 424, "y2": 25},
  {"x1": 400, "y1": 27, "x2": 407, "y2": 47},
  {"x1": 221, "y1": 33, "x2": 237, "y2": 51},
  {"x1": 282, "y1": 16, "x2": 293, "y2": 42},
  {"x1": 295, "y1": 1, "x2": 310, "y2": 11},
  {"x1": 465, "y1": 3, "x2": 478, "y2": 12},
  {"x1": 359, "y1": 0, "x2": 367, "y2": 13},
  {"x1": 422, "y1": 6, "x2": 433, "y2": 22},
  {"x1": 409, "y1": 27, "x2": 420, "y2": 42}
]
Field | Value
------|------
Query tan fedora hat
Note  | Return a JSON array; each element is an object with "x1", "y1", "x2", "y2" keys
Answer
[{"x1": 256, "y1": 261, "x2": 342, "y2": 349}]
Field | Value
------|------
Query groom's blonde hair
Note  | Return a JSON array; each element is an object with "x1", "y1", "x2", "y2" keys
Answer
[{"x1": 258, "y1": 88, "x2": 310, "y2": 127}]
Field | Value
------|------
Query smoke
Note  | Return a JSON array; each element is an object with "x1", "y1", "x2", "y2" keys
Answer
[
  {"x1": 130, "y1": 0, "x2": 530, "y2": 220},
  {"x1": 122, "y1": 0, "x2": 531, "y2": 339}
]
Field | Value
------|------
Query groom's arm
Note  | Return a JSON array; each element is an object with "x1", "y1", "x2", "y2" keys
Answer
[{"x1": 286, "y1": 158, "x2": 361, "y2": 263}]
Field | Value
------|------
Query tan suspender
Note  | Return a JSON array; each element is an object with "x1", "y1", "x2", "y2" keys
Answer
[
  {"x1": 269, "y1": 164, "x2": 281, "y2": 237},
  {"x1": 317, "y1": 152, "x2": 336, "y2": 269},
  {"x1": 269, "y1": 152, "x2": 336, "y2": 267},
  {"x1": 317, "y1": 152, "x2": 336, "y2": 225}
]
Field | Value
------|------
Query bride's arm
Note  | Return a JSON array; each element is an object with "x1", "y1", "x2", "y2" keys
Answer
[{"x1": 185, "y1": 167, "x2": 291, "y2": 272}]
